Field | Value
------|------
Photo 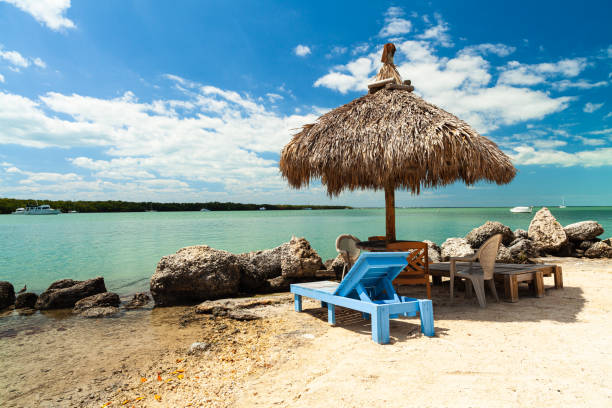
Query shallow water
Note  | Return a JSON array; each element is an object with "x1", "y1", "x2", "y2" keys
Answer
[{"x1": 0, "y1": 207, "x2": 610, "y2": 294}]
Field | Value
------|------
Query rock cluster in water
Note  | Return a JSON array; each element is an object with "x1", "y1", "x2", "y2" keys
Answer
[
  {"x1": 431, "y1": 207, "x2": 610, "y2": 263},
  {"x1": 150, "y1": 236, "x2": 322, "y2": 306}
]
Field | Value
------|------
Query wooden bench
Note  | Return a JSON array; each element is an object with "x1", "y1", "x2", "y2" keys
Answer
[{"x1": 429, "y1": 263, "x2": 563, "y2": 303}]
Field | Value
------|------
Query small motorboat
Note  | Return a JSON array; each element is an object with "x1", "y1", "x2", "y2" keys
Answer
[{"x1": 510, "y1": 206, "x2": 533, "y2": 213}]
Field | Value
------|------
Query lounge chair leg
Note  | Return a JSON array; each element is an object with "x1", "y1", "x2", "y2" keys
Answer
[
  {"x1": 327, "y1": 304, "x2": 336, "y2": 325},
  {"x1": 418, "y1": 299, "x2": 434, "y2": 337},
  {"x1": 472, "y1": 277, "x2": 486, "y2": 308},
  {"x1": 371, "y1": 306, "x2": 390, "y2": 344},
  {"x1": 487, "y1": 279, "x2": 499, "y2": 302},
  {"x1": 294, "y1": 294, "x2": 302, "y2": 312}
]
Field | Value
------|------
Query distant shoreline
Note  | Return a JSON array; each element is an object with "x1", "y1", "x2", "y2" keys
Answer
[{"x1": 0, "y1": 197, "x2": 350, "y2": 214}]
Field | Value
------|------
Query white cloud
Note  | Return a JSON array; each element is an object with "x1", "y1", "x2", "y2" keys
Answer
[
  {"x1": 0, "y1": 48, "x2": 29, "y2": 67},
  {"x1": 461, "y1": 43, "x2": 516, "y2": 57},
  {"x1": 326, "y1": 46, "x2": 347, "y2": 58},
  {"x1": 0, "y1": 73, "x2": 4, "y2": 83},
  {"x1": 33, "y1": 57, "x2": 46, "y2": 68},
  {"x1": 510, "y1": 146, "x2": 612, "y2": 167},
  {"x1": 0, "y1": 0, "x2": 75, "y2": 31},
  {"x1": 553, "y1": 79, "x2": 609, "y2": 91},
  {"x1": 607, "y1": 45, "x2": 612, "y2": 58},
  {"x1": 0, "y1": 45, "x2": 46, "y2": 71},
  {"x1": 498, "y1": 58, "x2": 587, "y2": 86},
  {"x1": 314, "y1": 37, "x2": 571, "y2": 132},
  {"x1": 605, "y1": 112, "x2": 612, "y2": 119},
  {"x1": 294, "y1": 45, "x2": 311, "y2": 57},
  {"x1": 416, "y1": 14, "x2": 452, "y2": 47},
  {"x1": 574, "y1": 136, "x2": 606, "y2": 146},
  {"x1": 583, "y1": 102, "x2": 603, "y2": 113},
  {"x1": 265, "y1": 92, "x2": 283, "y2": 103},
  {"x1": 379, "y1": 7, "x2": 412, "y2": 37},
  {"x1": 0, "y1": 78, "x2": 320, "y2": 197}
]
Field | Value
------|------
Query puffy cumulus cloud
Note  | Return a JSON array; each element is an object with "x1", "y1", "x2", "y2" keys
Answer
[
  {"x1": 0, "y1": 0, "x2": 75, "y2": 31},
  {"x1": 497, "y1": 58, "x2": 587, "y2": 86},
  {"x1": 583, "y1": 102, "x2": 603, "y2": 113},
  {"x1": 0, "y1": 73, "x2": 4, "y2": 83},
  {"x1": 510, "y1": 146, "x2": 612, "y2": 167},
  {"x1": 314, "y1": 37, "x2": 570, "y2": 131},
  {"x1": 0, "y1": 77, "x2": 320, "y2": 198},
  {"x1": 294, "y1": 45, "x2": 311, "y2": 57},
  {"x1": 379, "y1": 7, "x2": 412, "y2": 37}
]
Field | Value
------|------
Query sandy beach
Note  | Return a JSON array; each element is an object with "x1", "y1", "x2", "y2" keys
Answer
[{"x1": 1, "y1": 257, "x2": 610, "y2": 407}]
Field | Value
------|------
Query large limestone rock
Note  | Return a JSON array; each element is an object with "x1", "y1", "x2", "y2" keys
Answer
[
  {"x1": 35, "y1": 277, "x2": 106, "y2": 310},
  {"x1": 564, "y1": 221, "x2": 604, "y2": 242},
  {"x1": 584, "y1": 242, "x2": 612, "y2": 258},
  {"x1": 495, "y1": 244, "x2": 514, "y2": 263},
  {"x1": 279, "y1": 237, "x2": 322, "y2": 278},
  {"x1": 423, "y1": 240, "x2": 442, "y2": 263},
  {"x1": 527, "y1": 207, "x2": 568, "y2": 253},
  {"x1": 15, "y1": 292, "x2": 38, "y2": 309},
  {"x1": 441, "y1": 238, "x2": 474, "y2": 261},
  {"x1": 151, "y1": 246, "x2": 241, "y2": 306},
  {"x1": 73, "y1": 292, "x2": 120, "y2": 314},
  {"x1": 238, "y1": 237, "x2": 322, "y2": 291},
  {"x1": 508, "y1": 238, "x2": 536, "y2": 263},
  {"x1": 514, "y1": 229, "x2": 528, "y2": 239},
  {"x1": 124, "y1": 293, "x2": 150, "y2": 309},
  {"x1": 466, "y1": 221, "x2": 515, "y2": 247},
  {"x1": 0, "y1": 281, "x2": 15, "y2": 309}
]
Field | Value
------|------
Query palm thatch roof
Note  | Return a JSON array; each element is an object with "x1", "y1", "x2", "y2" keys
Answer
[{"x1": 280, "y1": 44, "x2": 516, "y2": 197}]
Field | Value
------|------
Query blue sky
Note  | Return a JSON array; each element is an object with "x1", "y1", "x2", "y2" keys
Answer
[{"x1": 0, "y1": 0, "x2": 610, "y2": 207}]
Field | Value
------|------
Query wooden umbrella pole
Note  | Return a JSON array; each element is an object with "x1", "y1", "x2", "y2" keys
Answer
[{"x1": 385, "y1": 186, "x2": 396, "y2": 241}]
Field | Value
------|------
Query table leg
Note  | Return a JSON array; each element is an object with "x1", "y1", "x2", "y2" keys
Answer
[
  {"x1": 534, "y1": 271, "x2": 544, "y2": 298},
  {"x1": 504, "y1": 275, "x2": 519, "y2": 302},
  {"x1": 554, "y1": 265, "x2": 563, "y2": 289}
]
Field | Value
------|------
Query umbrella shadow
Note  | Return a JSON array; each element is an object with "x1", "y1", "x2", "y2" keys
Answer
[{"x1": 396, "y1": 281, "x2": 585, "y2": 323}]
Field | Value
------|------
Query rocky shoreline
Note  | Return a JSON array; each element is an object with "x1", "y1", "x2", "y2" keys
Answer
[{"x1": 1, "y1": 207, "x2": 610, "y2": 314}]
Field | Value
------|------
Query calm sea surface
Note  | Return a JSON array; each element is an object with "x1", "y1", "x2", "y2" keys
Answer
[{"x1": 1, "y1": 207, "x2": 611, "y2": 295}]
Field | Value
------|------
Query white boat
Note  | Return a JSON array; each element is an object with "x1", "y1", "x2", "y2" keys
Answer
[
  {"x1": 559, "y1": 198, "x2": 566, "y2": 208},
  {"x1": 13, "y1": 204, "x2": 61, "y2": 215},
  {"x1": 200, "y1": 208, "x2": 210, "y2": 212},
  {"x1": 259, "y1": 207, "x2": 267, "y2": 211},
  {"x1": 510, "y1": 206, "x2": 533, "y2": 213}
]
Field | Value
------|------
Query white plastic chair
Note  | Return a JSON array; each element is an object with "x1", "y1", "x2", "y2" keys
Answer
[
  {"x1": 450, "y1": 234, "x2": 502, "y2": 307},
  {"x1": 335, "y1": 234, "x2": 361, "y2": 280}
]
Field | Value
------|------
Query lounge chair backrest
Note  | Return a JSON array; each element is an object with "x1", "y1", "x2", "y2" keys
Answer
[
  {"x1": 476, "y1": 234, "x2": 502, "y2": 280},
  {"x1": 335, "y1": 234, "x2": 361, "y2": 265}
]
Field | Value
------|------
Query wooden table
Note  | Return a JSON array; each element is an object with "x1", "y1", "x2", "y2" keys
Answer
[{"x1": 428, "y1": 263, "x2": 563, "y2": 303}]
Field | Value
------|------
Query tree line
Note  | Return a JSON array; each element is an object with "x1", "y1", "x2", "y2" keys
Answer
[{"x1": 0, "y1": 198, "x2": 350, "y2": 214}]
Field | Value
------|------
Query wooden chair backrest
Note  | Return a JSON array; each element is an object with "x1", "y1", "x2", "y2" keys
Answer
[
  {"x1": 386, "y1": 241, "x2": 431, "y2": 299},
  {"x1": 476, "y1": 234, "x2": 502, "y2": 280},
  {"x1": 368, "y1": 235, "x2": 386, "y2": 241}
]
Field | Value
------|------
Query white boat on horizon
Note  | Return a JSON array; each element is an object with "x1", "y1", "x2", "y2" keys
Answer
[
  {"x1": 13, "y1": 204, "x2": 61, "y2": 215},
  {"x1": 559, "y1": 198, "x2": 566, "y2": 208},
  {"x1": 200, "y1": 208, "x2": 211, "y2": 212},
  {"x1": 510, "y1": 206, "x2": 533, "y2": 213}
]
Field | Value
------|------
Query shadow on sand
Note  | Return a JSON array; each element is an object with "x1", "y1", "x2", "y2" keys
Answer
[{"x1": 301, "y1": 279, "x2": 584, "y2": 344}]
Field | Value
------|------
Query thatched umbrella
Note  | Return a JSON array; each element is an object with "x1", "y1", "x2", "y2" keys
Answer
[{"x1": 280, "y1": 43, "x2": 516, "y2": 241}]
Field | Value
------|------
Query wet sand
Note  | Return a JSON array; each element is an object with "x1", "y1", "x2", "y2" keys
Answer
[{"x1": 1, "y1": 258, "x2": 611, "y2": 407}]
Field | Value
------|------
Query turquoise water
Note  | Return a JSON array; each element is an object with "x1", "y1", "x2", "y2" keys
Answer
[{"x1": 1, "y1": 207, "x2": 610, "y2": 295}]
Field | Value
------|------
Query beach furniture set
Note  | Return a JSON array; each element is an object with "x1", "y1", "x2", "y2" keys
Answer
[{"x1": 292, "y1": 234, "x2": 563, "y2": 343}]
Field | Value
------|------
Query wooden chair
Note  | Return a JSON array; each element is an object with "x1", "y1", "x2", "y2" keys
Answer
[
  {"x1": 449, "y1": 234, "x2": 501, "y2": 308},
  {"x1": 368, "y1": 235, "x2": 386, "y2": 241},
  {"x1": 386, "y1": 241, "x2": 431, "y2": 299}
]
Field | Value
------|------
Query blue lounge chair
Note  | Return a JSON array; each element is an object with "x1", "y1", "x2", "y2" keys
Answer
[{"x1": 291, "y1": 252, "x2": 434, "y2": 344}]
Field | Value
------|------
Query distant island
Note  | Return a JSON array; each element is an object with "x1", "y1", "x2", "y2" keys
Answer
[{"x1": 0, "y1": 198, "x2": 351, "y2": 214}]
